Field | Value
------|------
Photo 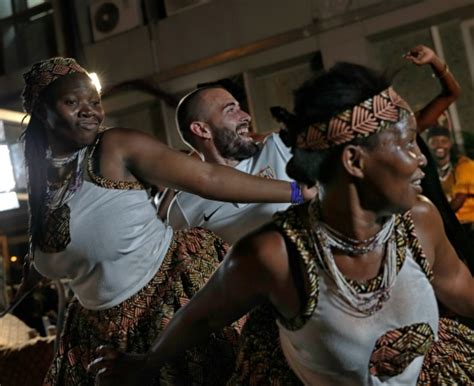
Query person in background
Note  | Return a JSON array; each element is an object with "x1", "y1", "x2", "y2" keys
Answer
[
  {"x1": 403, "y1": 45, "x2": 460, "y2": 134},
  {"x1": 403, "y1": 45, "x2": 473, "y2": 273},
  {"x1": 426, "y1": 126, "x2": 474, "y2": 229},
  {"x1": 13, "y1": 57, "x2": 311, "y2": 386},
  {"x1": 165, "y1": 83, "x2": 299, "y2": 244},
  {"x1": 90, "y1": 61, "x2": 474, "y2": 386}
]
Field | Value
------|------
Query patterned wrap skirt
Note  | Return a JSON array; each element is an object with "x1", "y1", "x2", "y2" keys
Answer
[
  {"x1": 43, "y1": 228, "x2": 240, "y2": 386},
  {"x1": 228, "y1": 306, "x2": 474, "y2": 386}
]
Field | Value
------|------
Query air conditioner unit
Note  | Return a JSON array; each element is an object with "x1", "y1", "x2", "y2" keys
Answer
[
  {"x1": 164, "y1": 0, "x2": 210, "y2": 17},
  {"x1": 90, "y1": 0, "x2": 143, "y2": 42}
]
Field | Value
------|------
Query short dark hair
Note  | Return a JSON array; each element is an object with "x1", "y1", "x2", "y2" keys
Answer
[
  {"x1": 426, "y1": 125, "x2": 451, "y2": 140},
  {"x1": 283, "y1": 62, "x2": 391, "y2": 186},
  {"x1": 175, "y1": 85, "x2": 223, "y2": 147}
]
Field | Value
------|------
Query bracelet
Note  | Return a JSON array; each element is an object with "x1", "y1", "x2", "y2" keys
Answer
[
  {"x1": 290, "y1": 181, "x2": 304, "y2": 204},
  {"x1": 432, "y1": 63, "x2": 449, "y2": 79}
]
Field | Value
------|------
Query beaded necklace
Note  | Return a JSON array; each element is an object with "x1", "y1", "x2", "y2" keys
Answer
[
  {"x1": 45, "y1": 147, "x2": 87, "y2": 210},
  {"x1": 307, "y1": 199, "x2": 399, "y2": 316},
  {"x1": 437, "y1": 162, "x2": 453, "y2": 182}
]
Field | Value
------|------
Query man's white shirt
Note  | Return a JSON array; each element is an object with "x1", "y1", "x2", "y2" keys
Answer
[{"x1": 166, "y1": 133, "x2": 292, "y2": 244}]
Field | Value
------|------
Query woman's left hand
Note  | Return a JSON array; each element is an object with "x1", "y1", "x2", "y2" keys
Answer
[
  {"x1": 88, "y1": 346, "x2": 153, "y2": 386},
  {"x1": 403, "y1": 45, "x2": 437, "y2": 66}
]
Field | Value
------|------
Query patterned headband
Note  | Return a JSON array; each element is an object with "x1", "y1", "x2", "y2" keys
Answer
[
  {"x1": 22, "y1": 57, "x2": 88, "y2": 114},
  {"x1": 295, "y1": 87, "x2": 412, "y2": 150}
]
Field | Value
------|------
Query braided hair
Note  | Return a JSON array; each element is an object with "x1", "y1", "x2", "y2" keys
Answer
[{"x1": 20, "y1": 57, "x2": 87, "y2": 255}]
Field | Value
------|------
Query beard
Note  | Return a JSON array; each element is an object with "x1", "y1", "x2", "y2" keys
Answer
[{"x1": 213, "y1": 125, "x2": 262, "y2": 161}]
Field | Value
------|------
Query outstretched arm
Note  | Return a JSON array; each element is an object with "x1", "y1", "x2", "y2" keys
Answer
[
  {"x1": 404, "y1": 45, "x2": 461, "y2": 133},
  {"x1": 88, "y1": 230, "x2": 300, "y2": 385},
  {"x1": 101, "y1": 128, "x2": 310, "y2": 204}
]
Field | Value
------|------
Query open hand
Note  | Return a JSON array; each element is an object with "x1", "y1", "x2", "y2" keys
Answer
[
  {"x1": 403, "y1": 45, "x2": 437, "y2": 66},
  {"x1": 88, "y1": 346, "x2": 153, "y2": 386}
]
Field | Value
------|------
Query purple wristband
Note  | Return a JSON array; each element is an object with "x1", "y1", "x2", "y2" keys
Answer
[{"x1": 290, "y1": 181, "x2": 304, "y2": 204}]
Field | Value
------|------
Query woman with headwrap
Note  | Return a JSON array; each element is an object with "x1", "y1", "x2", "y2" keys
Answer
[
  {"x1": 14, "y1": 57, "x2": 311, "y2": 385},
  {"x1": 91, "y1": 62, "x2": 474, "y2": 386}
]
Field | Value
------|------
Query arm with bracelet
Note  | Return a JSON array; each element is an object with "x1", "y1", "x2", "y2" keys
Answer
[{"x1": 403, "y1": 44, "x2": 461, "y2": 133}]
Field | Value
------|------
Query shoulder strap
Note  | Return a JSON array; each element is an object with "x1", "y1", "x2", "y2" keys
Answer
[
  {"x1": 273, "y1": 204, "x2": 319, "y2": 330},
  {"x1": 86, "y1": 132, "x2": 145, "y2": 191},
  {"x1": 401, "y1": 211, "x2": 434, "y2": 281}
]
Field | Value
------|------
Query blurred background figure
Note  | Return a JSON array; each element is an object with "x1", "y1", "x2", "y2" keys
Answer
[{"x1": 426, "y1": 125, "x2": 474, "y2": 233}]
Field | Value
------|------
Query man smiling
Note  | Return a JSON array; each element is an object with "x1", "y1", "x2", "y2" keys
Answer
[
  {"x1": 426, "y1": 125, "x2": 474, "y2": 227},
  {"x1": 165, "y1": 84, "x2": 294, "y2": 243}
]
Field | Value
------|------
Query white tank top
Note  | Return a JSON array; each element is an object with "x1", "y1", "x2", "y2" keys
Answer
[
  {"x1": 278, "y1": 250, "x2": 439, "y2": 386},
  {"x1": 34, "y1": 180, "x2": 173, "y2": 310}
]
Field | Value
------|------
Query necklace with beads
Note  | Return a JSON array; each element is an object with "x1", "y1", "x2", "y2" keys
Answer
[
  {"x1": 307, "y1": 199, "x2": 400, "y2": 316},
  {"x1": 45, "y1": 147, "x2": 88, "y2": 210},
  {"x1": 437, "y1": 162, "x2": 453, "y2": 181}
]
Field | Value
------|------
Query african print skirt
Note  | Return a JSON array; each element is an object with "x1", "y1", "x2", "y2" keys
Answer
[
  {"x1": 228, "y1": 307, "x2": 474, "y2": 386},
  {"x1": 43, "y1": 228, "x2": 240, "y2": 386}
]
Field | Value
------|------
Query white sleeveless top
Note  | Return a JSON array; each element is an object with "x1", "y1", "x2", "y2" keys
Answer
[
  {"x1": 167, "y1": 133, "x2": 292, "y2": 244},
  {"x1": 277, "y1": 249, "x2": 439, "y2": 386},
  {"x1": 34, "y1": 180, "x2": 173, "y2": 310}
]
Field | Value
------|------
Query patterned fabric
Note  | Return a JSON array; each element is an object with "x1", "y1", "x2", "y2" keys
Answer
[
  {"x1": 22, "y1": 57, "x2": 87, "y2": 114},
  {"x1": 229, "y1": 204, "x2": 474, "y2": 385},
  {"x1": 296, "y1": 87, "x2": 412, "y2": 150},
  {"x1": 37, "y1": 205, "x2": 71, "y2": 253},
  {"x1": 228, "y1": 305, "x2": 302, "y2": 386},
  {"x1": 270, "y1": 203, "x2": 318, "y2": 331},
  {"x1": 370, "y1": 323, "x2": 435, "y2": 377},
  {"x1": 418, "y1": 317, "x2": 474, "y2": 385},
  {"x1": 43, "y1": 228, "x2": 240, "y2": 386},
  {"x1": 87, "y1": 134, "x2": 145, "y2": 190},
  {"x1": 272, "y1": 204, "x2": 410, "y2": 329},
  {"x1": 402, "y1": 211, "x2": 434, "y2": 281}
]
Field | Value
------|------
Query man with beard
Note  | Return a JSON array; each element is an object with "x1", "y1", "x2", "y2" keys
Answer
[
  {"x1": 426, "y1": 125, "x2": 474, "y2": 228},
  {"x1": 164, "y1": 84, "x2": 294, "y2": 244}
]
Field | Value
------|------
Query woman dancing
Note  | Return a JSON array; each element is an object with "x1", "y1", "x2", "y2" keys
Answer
[
  {"x1": 91, "y1": 61, "x2": 474, "y2": 385},
  {"x1": 16, "y1": 57, "x2": 310, "y2": 385}
]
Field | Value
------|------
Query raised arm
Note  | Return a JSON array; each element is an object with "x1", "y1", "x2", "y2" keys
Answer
[
  {"x1": 411, "y1": 196, "x2": 474, "y2": 318},
  {"x1": 404, "y1": 45, "x2": 461, "y2": 133},
  {"x1": 101, "y1": 128, "x2": 305, "y2": 204},
  {"x1": 89, "y1": 229, "x2": 300, "y2": 385}
]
